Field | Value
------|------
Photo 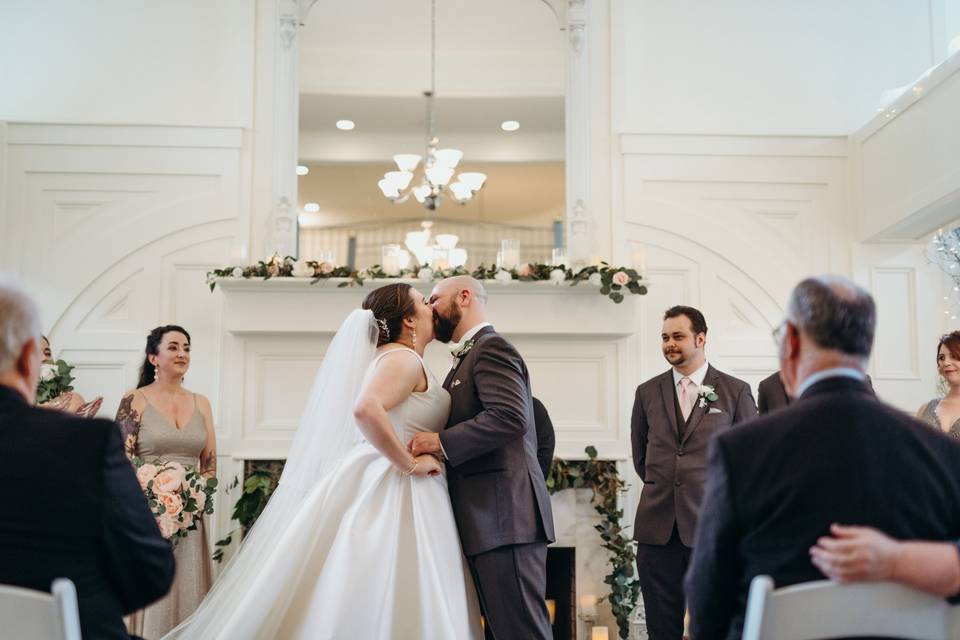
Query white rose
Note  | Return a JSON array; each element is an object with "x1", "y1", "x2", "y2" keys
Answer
[
  {"x1": 291, "y1": 260, "x2": 313, "y2": 278},
  {"x1": 589, "y1": 272, "x2": 603, "y2": 287},
  {"x1": 231, "y1": 266, "x2": 244, "y2": 278},
  {"x1": 417, "y1": 267, "x2": 434, "y2": 281},
  {"x1": 549, "y1": 269, "x2": 566, "y2": 284},
  {"x1": 494, "y1": 270, "x2": 513, "y2": 284},
  {"x1": 40, "y1": 363, "x2": 58, "y2": 381}
]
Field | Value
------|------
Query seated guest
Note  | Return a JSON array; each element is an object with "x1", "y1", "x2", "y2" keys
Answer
[
  {"x1": 916, "y1": 331, "x2": 960, "y2": 438},
  {"x1": 757, "y1": 369, "x2": 873, "y2": 414},
  {"x1": 685, "y1": 275, "x2": 960, "y2": 640},
  {"x1": 0, "y1": 279, "x2": 175, "y2": 640},
  {"x1": 811, "y1": 523, "x2": 960, "y2": 598},
  {"x1": 532, "y1": 396, "x2": 556, "y2": 479}
]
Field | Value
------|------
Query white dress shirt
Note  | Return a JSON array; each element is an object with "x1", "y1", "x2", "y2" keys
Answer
[{"x1": 673, "y1": 360, "x2": 710, "y2": 389}]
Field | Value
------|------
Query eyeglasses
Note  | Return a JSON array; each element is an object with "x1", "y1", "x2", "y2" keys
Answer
[{"x1": 772, "y1": 320, "x2": 789, "y2": 345}]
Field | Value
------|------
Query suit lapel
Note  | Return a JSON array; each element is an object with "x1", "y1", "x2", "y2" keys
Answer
[
  {"x1": 658, "y1": 372, "x2": 681, "y2": 441},
  {"x1": 443, "y1": 325, "x2": 497, "y2": 391},
  {"x1": 682, "y1": 366, "x2": 717, "y2": 445}
]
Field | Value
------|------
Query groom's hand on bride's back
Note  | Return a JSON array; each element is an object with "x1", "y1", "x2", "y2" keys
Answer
[{"x1": 408, "y1": 432, "x2": 441, "y2": 457}]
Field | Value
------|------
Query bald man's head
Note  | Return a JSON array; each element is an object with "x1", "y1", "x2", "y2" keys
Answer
[{"x1": 430, "y1": 275, "x2": 489, "y2": 343}]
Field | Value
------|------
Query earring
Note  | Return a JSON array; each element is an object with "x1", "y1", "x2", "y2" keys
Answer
[{"x1": 412, "y1": 329, "x2": 417, "y2": 348}]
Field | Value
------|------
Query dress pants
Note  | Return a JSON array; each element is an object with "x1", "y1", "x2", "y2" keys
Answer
[
  {"x1": 635, "y1": 524, "x2": 691, "y2": 640},
  {"x1": 467, "y1": 542, "x2": 552, "y2": 640}
]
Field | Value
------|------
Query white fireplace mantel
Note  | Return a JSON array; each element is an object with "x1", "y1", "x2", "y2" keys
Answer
[{"x1": 215, "y1": 277, "x2": 640, "y2": 337}]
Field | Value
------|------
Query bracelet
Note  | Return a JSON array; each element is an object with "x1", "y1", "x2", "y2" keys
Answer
[{"x1": 403, "y1": 459, "x2": 418, "y2": 475}]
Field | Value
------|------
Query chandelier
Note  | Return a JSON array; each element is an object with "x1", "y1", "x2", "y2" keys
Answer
[{"x1": 376, "y1": 0, "x2": 486, "y2": 211}]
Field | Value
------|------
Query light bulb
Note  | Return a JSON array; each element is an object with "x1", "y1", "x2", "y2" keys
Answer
[
  {"x1": 377, "y1": 179, "x2": 399, "y2": 199},
  {"x1": 336, "y1": 119, "x2": 355, "y2": 130},
  {"x1": 385, "y1": 171, "x2": 413, "y2": 190},
  {"x1": 413, "y1": 185, "x2": 431, "y2": 203},
  {"x1": 393, "y1": 154, "x2": 421, "y2": 172},
  {"x1": 458, "y1": 172, "x2": 486, "y2": 190},
  {"x1": 304, "y1": 202, "x2": 320, "y2": 213},
  {"x1": 296, "y1": 165, "x2": 309, "y2": 176},
  {"x1": 501, "y1": 120, "x2": 520, "y2": 132},
  {"x1": 434, "y1": 148, "x2": 463, "y2": 168},
  {"x1": 450, "y1": 182, "x2": 472, "y2": 200},
  {"x1": 425, "y1": 166, "x2": 454, "y2": 186}
]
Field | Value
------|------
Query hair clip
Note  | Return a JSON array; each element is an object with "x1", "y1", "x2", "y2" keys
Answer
[{"x1": 376, "y1": 318, "x2": 390, "y2": 340}]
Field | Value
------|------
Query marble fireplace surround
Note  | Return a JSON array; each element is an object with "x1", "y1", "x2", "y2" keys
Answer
[{"x1": 213, "y1": 278, "x2": 643, "y2": 637}]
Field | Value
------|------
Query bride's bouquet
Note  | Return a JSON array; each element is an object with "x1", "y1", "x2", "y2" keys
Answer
[
  {"x1": 133, "y1": 458, "x2": 217, "y2": 542},
  {"x1": 36, "y1": 359, "x2": 75, "y2": 404}
]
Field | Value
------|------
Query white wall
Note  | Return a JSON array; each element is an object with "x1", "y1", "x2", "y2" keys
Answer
[
  {"x1": 618, "y1": 0, "x2": 939, "y2": 135},
  {"x1": 0, "y1": 1, "x2": 256, "y2": 127}
]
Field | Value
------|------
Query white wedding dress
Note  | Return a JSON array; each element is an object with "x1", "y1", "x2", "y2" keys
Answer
[{"x1": 165, "y1": 311, "x2": 482, "y2": 639}]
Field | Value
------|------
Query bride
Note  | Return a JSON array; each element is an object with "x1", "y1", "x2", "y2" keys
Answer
[{"x1": 165, "y1": 283, "x2": 482, "y2": 639}]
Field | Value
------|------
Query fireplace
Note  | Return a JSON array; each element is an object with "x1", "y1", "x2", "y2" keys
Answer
[{"x1": 546, "y1": 547, "x2": 576, "y2": 639}]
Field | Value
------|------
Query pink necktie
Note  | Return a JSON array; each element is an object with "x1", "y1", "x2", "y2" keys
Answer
[{"x1": 679, "y1": 377, "x2": 695, "y2": 421}]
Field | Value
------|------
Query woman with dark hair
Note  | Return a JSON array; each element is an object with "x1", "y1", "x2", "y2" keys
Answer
[
  {"x1": 37, "y1": 335, "x2": 103, "y2": 417},
  {"x1": 165, "y1": 283, "x2": 481, "y2": 640},
  {"x1": 917, "y1": 331, "x2": 960, "y2": 438},
  {"x1": 116, "y1": 325, "x2": 215, "y2": 638}
]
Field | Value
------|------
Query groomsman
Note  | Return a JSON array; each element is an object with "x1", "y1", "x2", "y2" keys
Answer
[
  {"x1": 630, "y1": 306, "x2": 757, "y2": 640},
  {"x1": 758, "y1": 370, "x2": 874, "y2": 414}
]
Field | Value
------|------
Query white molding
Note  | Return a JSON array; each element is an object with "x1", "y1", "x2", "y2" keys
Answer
[{"x1": 620, "y1": 134, "x2": 848, "y2": 158}]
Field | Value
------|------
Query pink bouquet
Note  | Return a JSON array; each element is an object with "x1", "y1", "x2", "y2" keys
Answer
[{"x1": 133, "y1": 458, "x2": 217, "y2": 542}]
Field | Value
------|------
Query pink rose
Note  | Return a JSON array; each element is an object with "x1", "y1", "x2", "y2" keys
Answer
[
  {"x1": 190, "y1": 485, "x2": 207, "y2": 512},
  {"x1": 136, "y1": 463, "x2": 159, "y2": 490},
  {"x1": 153, "y1": 463, "x2": 186, "y2": 493},
  {"x1": 612, "y1": 270, "x2": 630, "y2": 286},
  {"x1": 517, "y1": 263, "x2": 533, "y2": 277},
  {"x1": 157, "y1": 491, "x2": 184, "y2": 518},
  {"x1": 157, "y1": 515, "x2": 179, "y2": 539},
  {"x1": 266, "y1": 264, "x2": 280, "y2": 277},
  {"x1": 318, "y1": 261, "x2": 334, "y2": 275}
]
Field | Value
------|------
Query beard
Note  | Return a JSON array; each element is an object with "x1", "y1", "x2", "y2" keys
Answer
[{"x1": 433, "y1": 302, "x2": 462, "y2": 343}]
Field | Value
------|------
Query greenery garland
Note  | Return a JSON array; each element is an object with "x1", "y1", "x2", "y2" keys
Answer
[
  {"x1": 213, "y1": 448, "x2": 638, "y2": 638},
  {"x1": 546, "y1": 446, "x2": 640, "y2": 639},
  {"x1": 206, "y1": 254, "x2": 648, "y2": 304}
]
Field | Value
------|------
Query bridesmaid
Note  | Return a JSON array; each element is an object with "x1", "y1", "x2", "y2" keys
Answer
[
  {"x1": 116, "y1": 325, "x2": 216, "y2": 638},
  {"x1": 38, "y1": 335, "x2": 103, "y2": 417},
  {"x1": 917, "y1": 331, "x2": 960, "y2": 439}
]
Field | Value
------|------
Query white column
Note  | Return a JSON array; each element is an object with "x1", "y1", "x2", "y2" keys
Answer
[
  {"x1": 565, "y1": 0, "x2": 592, "y2": 266},
  {"x1": 265, "y1": 0, "x2": 301, "y2": 259}
]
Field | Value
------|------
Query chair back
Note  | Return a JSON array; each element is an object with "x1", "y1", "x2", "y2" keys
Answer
[
  {"x1": 742, "y1": 575, "x2": 959, "y2": 640},
  {"x1": 0, "y1": 579, "x2": 82, "y2": 640}
]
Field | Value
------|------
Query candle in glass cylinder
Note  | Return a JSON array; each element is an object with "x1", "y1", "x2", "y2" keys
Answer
[
  {"x1": 591, "y1": 626, "x2": 609, "y2": 640},
  {"x1": 381, "y1": 244, "x2": 403, "y2": 276},
  {"x1": 499, "y1": 239, "x2": 520, "y2": 269}
]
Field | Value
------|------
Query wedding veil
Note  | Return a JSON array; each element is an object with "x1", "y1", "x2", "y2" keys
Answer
[{"x1": 164, "y1": 309, "x2": 379, "y2": 638}]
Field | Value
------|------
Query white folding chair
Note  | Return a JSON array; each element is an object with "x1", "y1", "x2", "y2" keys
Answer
[
  {"x1": 742, "y1": 575, "x2": 960, "y2": 640},
  {"x1": 0, "y1": 578, "x2": 82, "y2": 640}
]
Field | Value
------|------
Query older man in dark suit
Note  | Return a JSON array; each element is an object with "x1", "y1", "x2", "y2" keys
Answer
[
  {"x1": 685, "y1": 276, "x2": 960, "y2": 640},
  {"x1": 630, "y1": 305, "x2": 757, "y2": 640},
  {"x1": 410, "y1": 275, "x2": 555, "y2": 640},
  {"x1": 0, "y1": 279, "x2": 174, "y2": 640}
]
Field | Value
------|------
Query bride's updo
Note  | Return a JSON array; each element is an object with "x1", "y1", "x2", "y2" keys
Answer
[{"x1": 362, "y1": 283, "x2": 416, "y2": 347}]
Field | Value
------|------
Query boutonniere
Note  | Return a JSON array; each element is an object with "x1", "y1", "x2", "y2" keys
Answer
[
  {"x1": 451, "y1": 338, "x2": 477, "y2": 360},
  {"x1": 697, "y1": 384, "x2": 719, "y2": 409}
]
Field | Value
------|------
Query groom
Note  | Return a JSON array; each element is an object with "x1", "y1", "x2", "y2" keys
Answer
[{"x1": 409, "y1": 275, "x2": 555, "y2": 640}]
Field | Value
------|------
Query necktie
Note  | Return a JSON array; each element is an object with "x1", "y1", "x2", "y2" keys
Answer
[{"x1": 679, "y1": 377, "x2": 695, "y2": 421}]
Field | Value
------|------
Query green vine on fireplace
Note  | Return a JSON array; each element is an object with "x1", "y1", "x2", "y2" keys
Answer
[
  {"x1": 546, "y1": 446, "x2": 640, "y2": 639},
  {"x1": 213, "y1": 448, "x2": 639, "y2": 639}
]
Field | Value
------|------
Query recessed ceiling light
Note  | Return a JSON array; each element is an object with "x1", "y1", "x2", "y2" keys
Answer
[
  {"x1": 336, "y1": 119, "x2": 355, "y2": 131},
  {"x1": 304, "y1": 202, "x2": 320, "y2": 213},
  {"x1": 296, "y1": 165, "x2": 309, "y2": 176},
  {"x1": 501, "y1": 120, "x2": 520, "y2": 132}
]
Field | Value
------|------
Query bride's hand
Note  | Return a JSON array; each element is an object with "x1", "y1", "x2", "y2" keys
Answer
[{"x1": 410, "y1": 454, "x2": 442, "y2": 477}]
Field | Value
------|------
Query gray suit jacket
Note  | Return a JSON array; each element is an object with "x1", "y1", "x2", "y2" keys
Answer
[
  {"x1": 439, "y1": 326, "x2": 556, "y2": 556},
  {"x1": 630, "y1": 365, "x2": 757, "y2": 546}
]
